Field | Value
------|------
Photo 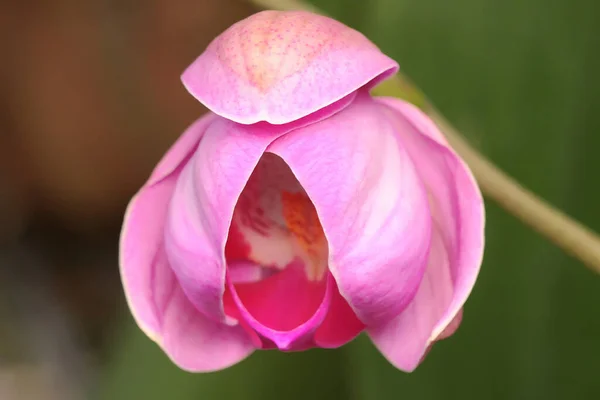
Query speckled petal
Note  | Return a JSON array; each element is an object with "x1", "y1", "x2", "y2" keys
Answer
[{"x1": 182, "y1": 11, "x2": 398, "y2": 124}]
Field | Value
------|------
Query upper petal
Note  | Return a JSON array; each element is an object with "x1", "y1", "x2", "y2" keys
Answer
[
  {"x1": 181, "y1": 11, "x2": 398, "y2": 125},
  {"x1": 268, "y1": 93, "x2": 433, "y2": 326},
  {"x1": 367, "y1": 97, "x2": 485, "y2": 371}
]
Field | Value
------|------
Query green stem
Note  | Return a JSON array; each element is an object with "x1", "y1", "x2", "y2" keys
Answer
[
  {"x1": 247, "y1": 0, "x2": 600, "y2": 275},
  {"x1": 248, "y1": 0, "x2": 321, "y2": 13},
  {"x1": 436, "y1": 109, "x2": 600, "y2": 273}
]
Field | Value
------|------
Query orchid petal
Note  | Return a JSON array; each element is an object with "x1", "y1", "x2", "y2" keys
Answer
[
  {"x1": 367, "y1": 98, "x2": 485, "y2": 371},
  {"x1": 314, "y1": 285, "x2": 365, "y2": 348},
  {"x1": 182, "y1": 11, "x2": 397, "y2": 125},
  {"x1": 160, "y1": 266, "x2": 255, "y2": 372},
  {"x1": 367, "y1": 229, "x2": 453, "y2": 371},
  {"x1": 120, "y1": 176, "x2": 179, "y2": 339},
  {"x1": 119, "y1": 114, "x2": 213, "y2": 338},
  {"x1": 268, "y1": 93, "x2": 433, "y2": 326},
  {"x1": 164, "y1": 94, "x2": 356, "y2": 324},
  {"x1": 164, "y1": 118, "x2": 277, "y2": 324}
]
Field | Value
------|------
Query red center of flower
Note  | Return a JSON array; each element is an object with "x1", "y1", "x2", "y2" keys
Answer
[
  {"x1": 225, "y1": 153, "x2": 328, "y2": 282},
  {"x1": 223, "y1": 153, "x2": 329, "y2": 338}
]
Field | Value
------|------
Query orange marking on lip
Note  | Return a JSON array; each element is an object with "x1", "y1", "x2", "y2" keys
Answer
[{"x1": 281, "y1": 191, "x2": 328, "y2": 280}]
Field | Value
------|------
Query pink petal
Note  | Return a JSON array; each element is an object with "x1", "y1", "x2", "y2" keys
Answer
[
  {"x1": 222, "y1": 287, "x2": 265, "y2": 349},
  {"x1": 226, "y1": 260, "x2": 332, "y2": 350},
  {"x1": 314, "y1": 284, "x2": 365, "y2": 348},
  {"x1": 227, "y1": 262, "x2": 264, "y2": 284},
  {"x1": 417, "y1": 310, "x2": 463, "y2": 364},
  {"x1": 163, "y1": 118, "x2": 276, "y2": 324},
  {"x1": 119, "y1": 114, "x2": 213, "y2": 338},
  {"x1": 268, "y1": 93, "x2": 433, "y2": 327},
  {"x1": 182, "y1": 11, "x2": 397, "y2": 125},
  {"x1": 437, "y1": 309, "x2": 463, "y2": 340},
  {"x1": 156, "y1": 247, "x2": 255, "y2": 372},
  {"x1": 367, "y1": 98, "x2": 485, "y2": 372},
  {"x1": 163, "y1": 93, "x2": 356, "y2": 324},
  {"x1": 120, "y1": 175, "x2": 179, "y2": 339},
  {"x1": 367, "y1": 230, "x2": 453, "y2": 371},
  {"x1": 120, "y1": 116, "x2": 254, "y2": 371}
]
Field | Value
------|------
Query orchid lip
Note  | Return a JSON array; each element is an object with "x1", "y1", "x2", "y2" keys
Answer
[{"x1": 227, "y1": 274, "x2": 333, "y2": 350}]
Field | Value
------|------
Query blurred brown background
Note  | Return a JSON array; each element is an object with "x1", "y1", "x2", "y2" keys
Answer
[{"x1": 0, "y1": 1, "x2": 254, "y2": 397}]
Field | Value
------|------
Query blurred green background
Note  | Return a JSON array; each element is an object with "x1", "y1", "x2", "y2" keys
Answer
[{"x1": 100, "y1": 0, "x2": 600, "y2": 399}]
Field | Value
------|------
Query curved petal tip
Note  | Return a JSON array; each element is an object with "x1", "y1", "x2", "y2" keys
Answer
[{"x1": 182, "y1": 10, "x2": 398, "y2": 124}]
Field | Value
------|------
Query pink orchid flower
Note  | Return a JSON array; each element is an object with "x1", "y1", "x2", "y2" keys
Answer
[{"x1": 119, "y1": 10, "x2": 485, "y2": 373}]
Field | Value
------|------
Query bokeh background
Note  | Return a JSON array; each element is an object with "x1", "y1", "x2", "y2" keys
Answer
[{"x1": 1, "y1": 0, "x2": 599, "y2": 398}]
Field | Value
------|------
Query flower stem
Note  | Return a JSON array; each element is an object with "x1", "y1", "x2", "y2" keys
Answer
[
  {"x1": 246, "y1": 0, "x2": 600, "y2": 274},
  {"x1": 430, "y1": 108, "x2": 600, "y2": 273},
  {"x1": 248, "y1": 0, "x2": 321, "y2": 13}
]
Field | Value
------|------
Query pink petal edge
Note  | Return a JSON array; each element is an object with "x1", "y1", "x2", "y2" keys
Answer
[
  {"x1": 314, "y1": 284, "x2": 366, "y2": 348},
  {"x1": 119, "y1": 115, "x2": 255, "y2": 371},
  {"x1": 161, "y1": 276, "x2": 255, "y2": 372},
  {"x1": 119, "y1": 114, "x2": 214, "y2": 339}
]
